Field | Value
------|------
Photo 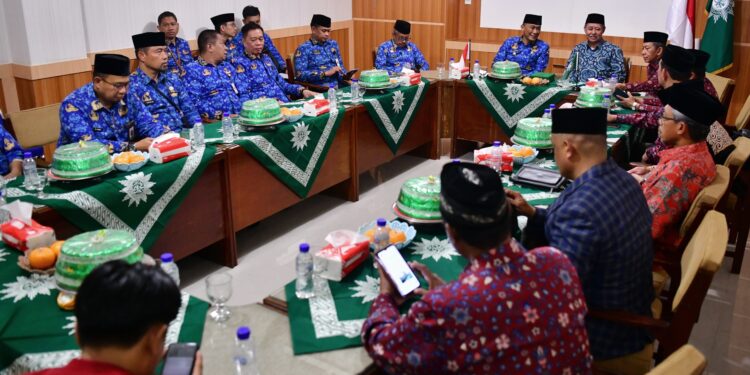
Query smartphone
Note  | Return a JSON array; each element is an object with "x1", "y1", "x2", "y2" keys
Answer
[
  {"x1": 376, "y1": 245, "x2": 420, "y2": 297},
  {"x1": 162, "y1": 343, "x2": 198, "y2": 375},
  {"x1": 613, "y1": 88, "x2": 629, "y2": 99},
  {"x1": 343, "y1": 69, "x2": 359, "y2": 81}
]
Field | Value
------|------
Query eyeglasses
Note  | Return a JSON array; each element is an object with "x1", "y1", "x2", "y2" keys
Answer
[
  {"x1": 658, "y1": 115, "x2": 678, "y2": 124},
  {"x1": 101, "y1": 78, "x2": 129, "y2": 90}
]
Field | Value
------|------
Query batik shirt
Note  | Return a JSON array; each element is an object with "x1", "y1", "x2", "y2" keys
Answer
[
  {"x1": 362, "y1": 240, "x2": 593, "y2": 374},
  {"x1": 294, "y1": 38, "x2": 347, "y2": 86},
  {"x1": 225, "y1": 35, "x2": 241, "y2": 65},
  {"x1": 234, "y1": 52, "x2": 304, "y2": 103},
  {"x1": 58, "y1": 83, "x2": 162, "y2": 152},
  {"x1": 183, "y1": 57, "x2": 241, "y2": 121},
  {"x1": 625, "y1": 60, "x2": 660, "y2": 94},
  {"x1": 129, "y1": 68, "x2": 201, "y2": 133},
  {"x1": 233, "y1": 32, "x2": 287, "y2": 72},
  {"x1": 0, "y1": 118, "x2": 23, "y2": 176},
  {"x1": 493, "y1": 36, "x2": 549, "y2": 75},
  {"x1": 616, "y1": 105, "x2": 662, "y2": 130},
  {"x1": 642, "y1": 141, "x2": 716, "y2": 247},
  {"x1": 375, "y1": 40, "x2": 430, "y2": 75},
  {"x1": 166, "y1": 37, "x2": 193, "y2": 77},
  {"x1": 566, "y1": 41, "x2": 626, "y2": 83},
  {"x1": 527, "y1": 159, "x2": 654, "y2": 359}
]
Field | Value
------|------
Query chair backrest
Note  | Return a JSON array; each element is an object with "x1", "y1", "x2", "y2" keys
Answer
[
  {"x1": 706, "y1": 73, "x2": 736, "y2": 122},
  {"x1": 647, "y1": 345, "x2": 706, "y2": 375},
  {"x1": 735, "y1": 94, "x2": 750, "y2": 131},
  {"x1": 623, "y1": 56, "x2": 632, "y2": 82},
  {"x1": 679, "y1": 164, "x2": 730, "y2": 238},
  {"x1": 372, "y1": 50, "x2": 377, "y2": 68},
  {"x1": 724, "y1": 137, "x2": 750, "y2": 181},
  {"x1": 7, "y1": 103, "x2": 61, "y2": 149},
  {"x1": 285, "y1": 54, "x2": 295, "y2": 82}
]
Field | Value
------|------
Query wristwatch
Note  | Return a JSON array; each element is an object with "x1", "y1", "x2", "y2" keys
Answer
[{"x1": 632, "y1": 102, "x2": 640, "y2": 111}]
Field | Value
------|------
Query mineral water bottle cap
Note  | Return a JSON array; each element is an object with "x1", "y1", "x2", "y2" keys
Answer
[
  {"x1": 450, "y1": 57, "x2": 454, "y2": 61},
  {"x1": 23, "y1": 152, "x2": 32, "y2": 158},
  {"x1": 299, "y1": 243, "x2": 310, "y2": 253},
  {"x1": 604, "y1": 94, "x2": 611, "y2": 98},
  {"x1": 452, "y1": 159, "x2": 461, "y2": 163},
  {"x1": 544, "y1": 109, "x2": 551, "y2": 113},
  {"x1": 493, "y1": 141, "x2": 501, "y2": 147},
  {"x1": 549, "y1": 104, "x2": 556, "y2": 109},
  {"x1": 236, "y1": 326, "x2": 251, "y2": 340},
  {"x1": 377, "y1": 218, "x2": 387, "y2": 227},
  {"x1": 351, "y1": 79, "x2": 358, "y2": 82},
  {"x1": 160, "y1": 253, "x2": 174, "y2": 263},
  {"x1": 223, "y1": 112, "x2": 230, "y2": 117},
  {"x1": 475, "y1": 60, "x2": 479, "y2": 63}
]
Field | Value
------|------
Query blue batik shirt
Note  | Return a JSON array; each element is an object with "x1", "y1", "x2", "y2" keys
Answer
[
  {"x1": 225, "y1": 36, "x2": 242, "y2": 66},
  {"x1": 58, "y1": 83, "x2": 162, "y2": 152},
  {"x1": 166, "y1": 37, "x2": 193, "y2": 77},
  {"x1": 233, "y1": 32, "x2": 287, "y2": 72},
  {"x1": 234, "y1": 52, "x2": 303, "y2": 103},
  {"x1": 129, "y1": 68, "x2": 201, "y2": 133},
  {"x1": 374, "y1": 40, "x2": 429, "y2": 75},
  {"x1": 294, "y1": 38, "x2": 347, "y2": 86},
  {"x1": 565, "y1": 40, "x2": 626, "y2": 83},
  {"x1": 494, "y1": 36, "x2": 550, "y2": 75},
  {"x1": 183, "y1": 57, "x2": 242, "y2": 120},
  {"x1": 0, "y1": 118, "x2": 23, "y2": 176},
  {"x1": 527, "y1": 159, "x2": 654, "y2": 360}
]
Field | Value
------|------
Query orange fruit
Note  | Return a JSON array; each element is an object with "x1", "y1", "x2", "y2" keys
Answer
[
  {"x1": 28, "y1": 247, "x2": 56, "y2": 269},
  {"x1": 50, "y1": 240, "x2": 65, "y2": 258},
  {"x1": 389, "y1": 230, "x2": 406, "y2": 244},
  {"x1": 531, "y1": 77, "x2": 542, "y2": 85}
]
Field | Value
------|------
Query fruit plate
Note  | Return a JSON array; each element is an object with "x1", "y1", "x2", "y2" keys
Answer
[
  {"x1": 391, "y1": 202, "x2": 443, "y2": 225},
  {"x1": 508, "y1": 145, "x2": 539, "y2": 164},
  {"x1": 357, "y1": 219, "x2": 417, "y2": 251},
  {"x1": 112, "y1": 151, "x2": 149, "y2": 172},
  {"x1": 17, "y1": 255, "x2": 55, "y2": 275},
  {"x1": 517, "y1": 76, "x2": 550, "y2": 86}
]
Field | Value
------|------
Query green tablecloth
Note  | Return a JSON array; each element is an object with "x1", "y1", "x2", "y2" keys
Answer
[
  {"x1": 204, "y1": 109, "x2": 344, "y2": 198},
  {"x1": 0, "y1": 244, "x2": 209, "y2": 374},
  {"x1": 466, "y1": 79, "x2": 572, "y2": 135},
  {"x1": 6, "y1": 145, "x2": 217, "y2": 251}
]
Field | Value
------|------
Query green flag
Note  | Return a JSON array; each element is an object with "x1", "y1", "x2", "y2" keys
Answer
[{"x1": 700, "y1": 0, "x2": 734, "y2": 73}]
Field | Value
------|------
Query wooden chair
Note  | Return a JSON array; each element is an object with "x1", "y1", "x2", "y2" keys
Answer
[
  {"x1": 706, "y1": 73, "x2": 736, "y2": 124},
  {"x1": 720, "y1": 137, "x2": 750, "y2": 273},
  {"x1": 728, "y1": 93, "x2": 750, "y2": 131},
  {"x1": 645, "y1": 345, "x2": 706, "y2": 375},
  {"x1": 5, "y1": 103, "x2": 62, "y2": 166},
  {"x1": 623, "y1": 57, "x2": 632, "y2": 83},
  {"x1": 591, "y1": 210, "x2": 728, "y2": 367},
  {"x1": 285, "y1": 54, "x2": 330, "y2": 93}
]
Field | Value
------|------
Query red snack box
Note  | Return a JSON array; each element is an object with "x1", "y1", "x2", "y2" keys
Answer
[
  {"x1": 303, "y1": 99, "x2": 331, "y2": 117},
  {"x1": 149, "y1": 135, "x2": 190, "y2": 164},
  {"x1": 313, "y1": 241, "x2": 370, "y2": 281},
  {"x1": 2, "y1": 219, "x2": 56, "y2": 252}
]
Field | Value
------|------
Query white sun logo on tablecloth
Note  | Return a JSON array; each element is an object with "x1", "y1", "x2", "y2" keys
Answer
[
  {"x1": 412, "y1": 237, "x2": 459, "y2": 262},
  {"x1": 63, "y1": 316, "x2": 76, "y2": 336},
  {"x1": 119, "y1": 172, "x2": 156, "y2": 207},
  {"x1": 0, "y1": 248, "x2": 8, "y2": 263},
  {"x1": 504, "y1": 83, "x2": 526, "y2": 103},
  {"x1": 290, "y1": 122, "x2": 311, "y2": 151},
  {"x1": 709, "y1": 0, "x2": 734, "y2": 23},
  {"x1": 350, "y1": 275, "x2": 381, "y2": 304},
  {"x1": 392, "y1": 91, "x2": 406, "y2": 113},
  {"x1": 1, "y1": 274, "x2": 56, "y2": 303}
]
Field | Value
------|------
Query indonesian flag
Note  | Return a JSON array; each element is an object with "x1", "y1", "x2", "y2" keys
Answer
[
  {"x1": 666, "y1": 0, "x2": 695, "y2": 48},
  {"x1": 456, "y1": 40, "x2": 471, "y2": 69}
]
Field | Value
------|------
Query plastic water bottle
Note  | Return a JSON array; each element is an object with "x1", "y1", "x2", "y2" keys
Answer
[
  {"x1": 327, "y1": 84, "x2": 337, "y2": 109},
  {"x1": 222, "y1": 112, "x2": 234, "y2": 143},
  {"x1": 596, "y1": 77, "x2": 603, "y2": 87},
  {"x1": 373, "y1": 218, "x2": 390, "y2": 253},
  {"x1": 542, "y1": 108, "x2": 552, "y2": 119},
  {"x1": 295, "y1": 243, "x2": 314, "y2": 299},
  {"x1": 473, "y1": 60, "x2": 481, "y2": 80},
  {"x1": 233, "y1": 326, "x2": 259, "y2": 375},
  {"x1": 490, "y1": 141, "x2": 503, "y2": 172},
  {"x1": 22, "y1": 152, "x2": 37, "y2": 188},
  {"x1": 192, "y1": 122, "x2": 205, "y2": 147},
  {"x1": 608, "y1": 74, "x2": 618, "y2": 89},
  {"x1": 549, "y1": 104, "x2": 556, "y2": 112},
  {"x1": 159, "y1": 253, "x2": 180, "y2": 286},
  {"x1": 350, "y1": 79, "x2": 361, "y2": 103},
  {"x1": 449, "y1": 57, "x2": 455, "y2": 78},
  {"x1": 602, "y1": 94, "x2": 612, "y2": 113}
]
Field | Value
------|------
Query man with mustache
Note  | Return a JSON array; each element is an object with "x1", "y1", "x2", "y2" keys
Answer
[
  {"x1": 565, "y1": 13, "x2": 626, "y2": 83},
  {"x1": 493, "y1": 14, "x2": 549, "y2": 75}
]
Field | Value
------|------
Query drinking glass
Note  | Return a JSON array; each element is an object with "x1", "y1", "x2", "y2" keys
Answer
[
  {"x1": 437, "y1": 63, "x2": 445, "y2": 79},
  {"x1": 206, "y1": 272, "x2": 233, "y2": 322},
  {"x1": 35, "y1": 168, "x2": 48, "y2": 199}
]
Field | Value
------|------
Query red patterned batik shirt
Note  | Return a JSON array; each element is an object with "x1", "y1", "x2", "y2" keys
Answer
[
  {"x1": 626, "y1": 60, "x2": 660, "y2": 94},
  {"x1": 362, "y1": 240, "x2": 592, "y2": 374}
]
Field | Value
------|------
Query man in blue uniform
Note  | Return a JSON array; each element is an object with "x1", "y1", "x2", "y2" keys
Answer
[
  {"x1": 0, "y1": 116, "x2": 23, "y2": 179},
  {"x1": 233, "y1": 6, "x2": 286, "y2": 73},
  {"x1": 374, "y1": 20, "x2": 429, "y2": 74},
  {"x1": 129, "y1": 32, "x2": 201, "y2": 134},
  {"x1": 294, "y1": 14, "x2": 347, "y2": 87},
  {"x1": 59, "y1": 54, "x2": 161, "y2": 152},
  {"x1": 565, "y1": 13, "x2": 626, "y2": 83},
  {"x1": 211, "y1": 13, "x2": 240, "y2": 65},
  {"x1": 157, "y1": 11, "x2": 193, "y2": 78},
  {"x1": 493, "y1": 14, "x2": 549, "y2": 75},
  {"x1": 183, "y1": 30, "x2": 242, "y2": 122},
  {"x1": 236, "y1": 22, "x2": 314, "y2": 103}
]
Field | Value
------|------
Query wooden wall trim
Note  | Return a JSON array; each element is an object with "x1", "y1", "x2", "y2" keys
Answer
[
  {"x1": 11, "y1": 59, "x2": 92, "y2": 81},
  {"x1": 353, "y1": 18, "x2": 445, "y2": 26},
  {"x1": 0, "y1": 64, "x2": 20, "y2": 113}
]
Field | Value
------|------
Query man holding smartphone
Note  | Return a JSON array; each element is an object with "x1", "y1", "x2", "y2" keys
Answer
[
  {"x1": 28, "y1": 261, "x2": 202, "y2": 375},
  {"x1": 362, "y1": 162, "x2": 592, "y2": 374}
]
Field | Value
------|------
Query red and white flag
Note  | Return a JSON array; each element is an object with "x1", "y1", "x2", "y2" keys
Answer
[
  {"x1": 666, "y1": 0, "x2": 695, "y2": 48},
  {"x1": 456, "y1": 40, "x2": 471, "y2": 69}
]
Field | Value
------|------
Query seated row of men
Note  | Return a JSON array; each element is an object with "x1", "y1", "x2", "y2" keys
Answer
[{"x1": 363, "y1": 82, "x2": 724, "y2": 373}]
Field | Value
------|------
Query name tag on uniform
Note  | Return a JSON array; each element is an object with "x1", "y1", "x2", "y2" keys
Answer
[
  {"x1": 313, "y1": 50, "x2": 320, "y2": 55},
  {"x1": 209, "y1": 89, "x2": 219, "y2": 96},
  {"x1": 93, "y1": 125, "x2": 103, "y2": 132}
]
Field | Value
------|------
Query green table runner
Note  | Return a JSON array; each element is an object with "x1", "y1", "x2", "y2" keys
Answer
[
  {"x1": 205, "y1": 109, "x2": 344, "y2": 198},
  {"x1": 6, "y1": 145, "x2": 217, "y2": 251},
  {"x1": 466, "y1": 79, "x2": 572, "y2": 135},
  {"x1": 0, "y1": 244, "x2": 209, "y2": 374}
]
